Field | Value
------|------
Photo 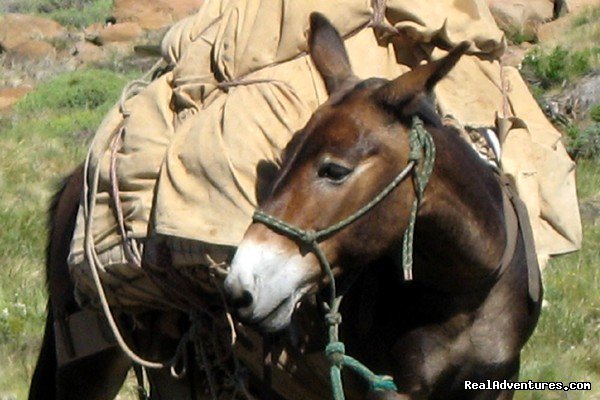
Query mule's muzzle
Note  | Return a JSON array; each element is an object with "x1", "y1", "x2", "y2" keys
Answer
[
  {"x1": 229, "y1": 289, "x2": 254, "y2": 309},
  {"x1": 224, "y1": 276, "x2": 254, "y2": 309}
]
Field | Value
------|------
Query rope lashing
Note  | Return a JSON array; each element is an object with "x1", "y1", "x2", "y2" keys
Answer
[
  {"x1": 252, "y1": 116, "x2": 436, "y2": 399},
  {"x1": 401, "y1": 117, "x2": 436, "y2": 280},
  {"x1": 326, "y1": 342, "x2": 397, "y2": 392},
  {"x1": 84, "y1": 60, "x2": 242, "y2": 393}
]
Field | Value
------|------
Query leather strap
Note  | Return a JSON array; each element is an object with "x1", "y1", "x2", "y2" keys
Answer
[
  {"x1": 55, "y1": 309, "x2": 117, "y2": 366},
  {"x1": 500, "y1": 176, "x2": 542, "y2": 305}
]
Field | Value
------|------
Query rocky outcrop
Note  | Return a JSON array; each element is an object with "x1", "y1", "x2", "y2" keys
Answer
[
  {"x1": 85, "y1": 22, "x2": 144, "y2": 45},
  {"x1": 565, "y1": 0, "x2": 599, "y2": 13},
  {"x1": 501, "y1": 42, "x2": 533, "y2": 67},
  {"x1": 112, "y1": 0, "x2": 203, "y2": 30},
  {"x1": 547, "y1": 71, "x2": 600, "y2": 121},
  {"x1": 486, "y1": 0, "x2": 555, "y2": 39},
  {"x1": 9, "y1": 40, "x2": 57, "y2": 61},
  {"x1": 98, "y1": 22, "x2": 144, "y2": 44},
  {"x1": 0, "y1": 13, "x2": 67, "y2": 52},
  {"x1": 0, "y1": 86, "x2": 34, "y2": 113},
  {"x1": 0, "y1": 2, "x2": 203, "y2": 66}
]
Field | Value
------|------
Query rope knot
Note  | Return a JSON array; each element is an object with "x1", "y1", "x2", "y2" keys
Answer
[
  {"x1": 325, "y1": 311, "x2": 342, "y2": 326},
  {"x1": 301, "y1": 229, "x2": 319, "y2": 244},
  {"x1": 409, "y1": 146, "x2": 422, "y2": 162},
  {"x1": 325, "y1": 341, "x2": 346, "y2": 367},
  {"x1": 408, "y1": 116, "x2": 425, "y2": 162}
]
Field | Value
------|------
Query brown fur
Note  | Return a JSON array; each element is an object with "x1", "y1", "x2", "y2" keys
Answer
[{"x1": 228, "y1": 13, "x2": 542, "y2": 399}]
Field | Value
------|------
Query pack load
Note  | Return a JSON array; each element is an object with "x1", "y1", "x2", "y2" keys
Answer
[{"x1": 68, "y1": 0, "x2": 582, "y2": 311}]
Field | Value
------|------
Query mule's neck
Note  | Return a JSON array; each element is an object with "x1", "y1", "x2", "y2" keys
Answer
[{"x1": 412, "y1": 125, "x2": 507, "y2": 292}]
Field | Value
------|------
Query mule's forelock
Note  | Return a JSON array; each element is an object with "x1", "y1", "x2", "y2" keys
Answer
[{"x1": 309, "y1": 13, "x2": 356, "y2": 94}]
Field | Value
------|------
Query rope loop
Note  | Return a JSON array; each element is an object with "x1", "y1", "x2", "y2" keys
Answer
[
  {"x1": 325, "y1": 342, "x2": 346, "y2": 367},
  {"x1": 402, "y1": 116, "x2": 436, "y2": 280}
]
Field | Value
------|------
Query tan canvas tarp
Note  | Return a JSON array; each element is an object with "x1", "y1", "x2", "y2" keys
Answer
[{"x1": 69, "y1": 0, "x2": 581, "y2": 308}]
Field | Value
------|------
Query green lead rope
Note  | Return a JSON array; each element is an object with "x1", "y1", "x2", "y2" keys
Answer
[
  {"x1": 324, "y1": 298, "x2": 398, "y2": 400},
  {"x1": 252, "y1": 116, "x2": 436, "y2": 400}
]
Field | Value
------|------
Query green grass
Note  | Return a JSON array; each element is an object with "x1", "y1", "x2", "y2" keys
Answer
[
  {"x1": 0, "y1": 66, "x2": 133, "y2": 400},
  {"x1": 591, "y1": 104, "x2": 600, "y2": 123},
  {"x1": 572, "y1": 5, "x2": 600, "y2": 29},
  {"x1": 516, "y1": 10, "x2": 600, "y2": 394},
  {"x1": 517, "y1": 159, "x2": 600, "y2": 400}
]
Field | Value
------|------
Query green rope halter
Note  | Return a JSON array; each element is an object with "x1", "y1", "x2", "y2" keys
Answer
[{"x1": 252, "y1": 116, "x2": 435, "y2": 399}]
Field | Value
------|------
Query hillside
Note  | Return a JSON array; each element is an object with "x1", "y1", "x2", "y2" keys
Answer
[{"x1": 0, "y1": 1, "x2": 598, "y2": 399}]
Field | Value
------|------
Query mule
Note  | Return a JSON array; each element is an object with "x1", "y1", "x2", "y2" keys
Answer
[
  {"x1": 225, "y1": 13, "x2": 542, "y2": 400},
  {"x1": 29, "y1": 12, "x2": 542, "y2": 400}
]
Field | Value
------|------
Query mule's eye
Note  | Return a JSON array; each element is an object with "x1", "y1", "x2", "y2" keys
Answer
[{"x1": 318, "y1": 162, "x2": 353, "y2": 182}]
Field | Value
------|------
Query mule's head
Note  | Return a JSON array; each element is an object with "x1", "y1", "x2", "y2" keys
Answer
[{"x1": 224, "y1": 13, "x2": 468, "y2": 331}]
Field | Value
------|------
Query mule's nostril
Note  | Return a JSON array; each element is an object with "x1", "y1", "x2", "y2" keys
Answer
[{"x1": 231, "y1": 290, "x2": 254, "y2": 309}]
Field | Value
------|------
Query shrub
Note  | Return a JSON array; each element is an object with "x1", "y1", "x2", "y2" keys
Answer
[
  {"x1": 566, "y1": 123, "x2": 600, "y2": 159},
  {"x1": 42, "y1": 0, "x2": 112, "y2": 28},
  {"x1": 11, "y1": 68, "x2": 130, "y2": 141},
  {"x1": 0, "y1": 0, "x2": 113, "y2": 28},
  {"x1": 522, "y1": 46, "x2": 599, "y2": 89},
  {"x1": 16, "y1": 68, "x2": 128, "y2": 112},
  {"x1": 505, "y1": 29, "x2": 536, "y2": 45},
  {"x1": 572, "y1": 5, "x2": 600, "y2": 28}
]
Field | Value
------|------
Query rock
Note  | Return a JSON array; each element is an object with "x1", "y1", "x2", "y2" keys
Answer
[
  {"x1": 501, "y1": 43, "x2": 532, "y2": 67},
  {"x1": 547, "y1": 71, "x2": 600, "y2": 121},
  {"x1": 113, "y1": 0, "x2": 203, "y2": 30},
  {"x1": 72, "y1": 41, "x2": 106, "y2": 65},
  {"x1": 104, "y1": 42, "x2": 136, "y2": 57},
  {"x1": 0, "y1": 86, "x2": 34, "y2": 113},
  {"x1": 71, "y1": 40, "x2": 134, "y2": 66},
  {"x1": 0, "y1": 13, "x2": 67, "y2": 51},
  {"x1": 536, "y1": 14, "x2": 573, "y2": 43},
  {"x1": 9, "y1": 40, "x2": 56, "y2": 61},
  {"x1": 98, "y1": 22, "x2": 144, "y2": 44},
  {"x1": 487, "y1": 0, "x2": 555, "y2": 39},
  {"x1": 85, "y1": 22, "x2": 144, "y2": 45},
  {"x1": 83, "y1": 22, "x2": 105, "y2": 39}
]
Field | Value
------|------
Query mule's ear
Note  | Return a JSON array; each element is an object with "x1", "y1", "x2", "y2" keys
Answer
[
  {"x1": 375, "y1": 41, "x2": 470, "y2": 108},
  {"x1": 309, "y1": 12, "x2": 354, "y2": 94}
]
